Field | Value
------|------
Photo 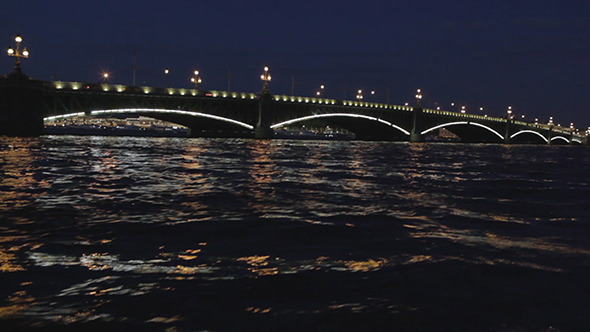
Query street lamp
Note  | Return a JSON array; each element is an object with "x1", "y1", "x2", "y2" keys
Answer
[
  {"x1": 461, "y1": 106, "x2": 466, "y2": 114},
  {"x1": 102, "y1": 72, "x2": 110, "y2": 83},
  {"x1": 164, "y1": 68, "x2": 169, "y2": 86},
  {"x1": 415, "y1": 89, "x2": 422, "y2": 106},
  {"x1": 356, "y1": 89, "x2": 363, "y2": 102},
  {"x1": 316, "y1": 84, "x2": 325, "y2": 96},
  {"x1": 260, "y1": 66, "x2": 271, "y2": 93},
  {"x1": 507, "y1": 106, "x2": 513, "y2": 120},
  {"x1": 191, "y1": 70, "x2": 202, "y2": 89},
  {"x1": 6, "y1": 33, "x2": 29, "y2": 71}
]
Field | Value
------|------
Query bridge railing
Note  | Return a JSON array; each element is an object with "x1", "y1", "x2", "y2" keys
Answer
[
  {"x1": 273, "y1": 94, "x2": 415, "y2": 111},
  {"x1": 48, "y1": 81, "x2": 259, "y2": 100},
  {"x1": 423, "y1": 108, "x2": 505, "y2": 122}
]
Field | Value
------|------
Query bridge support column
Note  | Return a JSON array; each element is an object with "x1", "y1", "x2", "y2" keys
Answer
[
  {"x1": 503, "y1": 120, "x2": 511, "y2": 144},
  {"x1": 410, "y1": 106, "x2": 424, "y2": 142},
  {"x1": 410, "y1": 133, "x2": 424, "y2": 142},
  {"x1": 255, "y1": 91, "x2": 274, "y2": 139},
  {"x1": 0, "y1": 71, "x2": 45, "y2": 137}
]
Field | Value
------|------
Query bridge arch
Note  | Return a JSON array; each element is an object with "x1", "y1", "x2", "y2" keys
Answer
[
  {"x1": 550, "y1": 136, "x2": 570, "y2": 144},
  {"x1": 421, "y1": 121, "x2": 504, "y2": 142},
  {"x1": 270, "y1": 113, "x2": 411, "y2": 136},
  {"x1": 45, "y1": 108, "x2": 254, "y2": 130},
  {"x1": 509, "y1": 130, "x2": 549, "y2": 144}
]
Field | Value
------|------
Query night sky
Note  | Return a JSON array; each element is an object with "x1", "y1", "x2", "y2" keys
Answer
[{"x1": 2, "y1": 0, "x2": 590, "y2": 127}]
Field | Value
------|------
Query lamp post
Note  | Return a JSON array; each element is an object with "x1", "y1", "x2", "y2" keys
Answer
[
  {"x1": 102, "y1": 72, "x2": 110, "y2": 83},
  {"x1": 415, "y1": 89, "x2": 422, "y2": 107},
  {"x1": 6, "y1": 34, "x2": 29, "y2": 72},
  {"x1": 191, "y1": 70, "x2": 202, "y2": 89},
  {"x1": 164, "y1": 68, "x2": 169, "y2": 87},
  {"x1": 461, "y1": 106, "x2": 466, "y2": 114},
  {"x1": 507, "y1": 106, "x2": 513, "y2": 120},
  {"x1": 260, "y1": 66, "x2": 271, "y2": 93},
  {"x1": 316, "y1": 84, "x2": 325, "y2": 96},
  {"x1": 356, "y1": 89, "x2": 363, "y2": 102}
]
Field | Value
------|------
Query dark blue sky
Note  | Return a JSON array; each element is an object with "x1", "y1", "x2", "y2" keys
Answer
[{"x1": 2, "y1": 0, "x2": 590, "y2": 127}]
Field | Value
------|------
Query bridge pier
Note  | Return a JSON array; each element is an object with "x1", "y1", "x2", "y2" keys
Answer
[
  {"x1": 410, "y1": 133, "x2": 424, "y2": 142},
  {"x1": 0, "y1": 70, "x2": 45, "y2": 137},
  {"x1": 410, "y1": 106, "x2": 424, "y2": 142},
  {"x1": 503, "y1": 119, "x2": 511, "y2": 144},
  {"x1": 255, "y1": 91, "x2": 274, "y2": 139}
]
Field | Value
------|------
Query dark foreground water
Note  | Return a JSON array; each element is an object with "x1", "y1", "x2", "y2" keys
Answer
[{"x1": 1, "y1": 136, "x2": 590, "y2": 331}]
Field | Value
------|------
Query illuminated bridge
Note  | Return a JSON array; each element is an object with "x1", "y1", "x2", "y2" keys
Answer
[{"x1": 0, "y1": 72, "x2": 587, "y2": 145}]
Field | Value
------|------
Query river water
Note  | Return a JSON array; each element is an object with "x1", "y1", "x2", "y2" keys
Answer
[{"x1": 1, "y1": 136, "x2": 590, "y2": 331}]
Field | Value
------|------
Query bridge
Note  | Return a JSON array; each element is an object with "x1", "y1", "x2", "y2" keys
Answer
[{"x1": 0, "y1": 68, "x2": 587, "y2": 145}]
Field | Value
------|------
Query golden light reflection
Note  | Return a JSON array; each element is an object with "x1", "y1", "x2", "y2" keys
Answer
[
  {"x1": 90, "y1": 150, "x2": 120, "y2": 173},
  {"x1": 246, "y1": 307, "x2": 272, "y2": 314},
  {"x1": 146, "y1": 316, "x2": 183, "y2": 323},
  {"x1": 178, "y1": 255, "x2": 197, "y2": 260},
  {"x1": 237, "y1": 255, "x2": 270, "y2": 266},
  {"x1": 181, "y1": 145, "x2": 209, "y2": 167},
  {"x1": 0, "y1": 139, "x2": 49, "y2": 210},
  {"x1": 178, "y1": 145, "x2": 215, "y2": 209},
  {"x1": 160, "y1": 249, "x2": 202, "y2": 261},
  {"x1": 237, "y1": 255, "x2": 279, "y2": 276},
  {"x1": 405, "y1": 255, "x2": 433, "y2": 264},
  {"x1": 174, "y1": 265, "x2": 198, "y2": 274},
  {"x1": 0, "y1": 289, "x2": 36, "y2": 318},
  {"x1": 0, "y1": 236, "x2": 28, "y2": 272},
  {"x1": 80, "y1": 253, "x2": 111, "y2": 270},
  {"x1": 247, "y1": 142, "x2": 279, "y2": 212},
  {"x1": 342, "y1": 258, "x2": 388, "y2": 272}
]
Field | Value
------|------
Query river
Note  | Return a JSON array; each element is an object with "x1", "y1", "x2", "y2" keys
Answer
[{"x1": 1, "y1": 136, "x2": 590, "y2": 331}]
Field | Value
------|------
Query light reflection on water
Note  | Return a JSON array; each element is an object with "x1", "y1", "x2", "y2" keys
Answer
[{"x1": 1, "y1": 136, "x2": 590, "y2": 330}]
